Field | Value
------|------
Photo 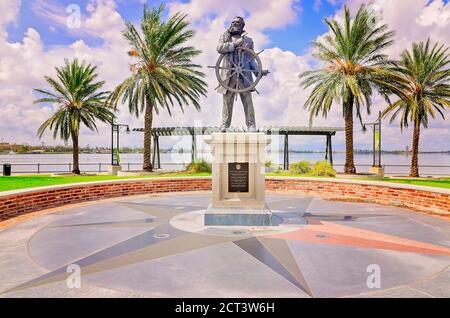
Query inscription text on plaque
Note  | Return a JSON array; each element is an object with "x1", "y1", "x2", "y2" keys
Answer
[{"x1": 228, "y1": 162, "x2": 249, "y2": 193}]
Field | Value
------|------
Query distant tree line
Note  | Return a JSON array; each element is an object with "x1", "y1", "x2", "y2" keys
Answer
[
  {"x1": 0, "y1": 143, "x2": 180, "y2": 155},
  {"x1": 0, "y1": 144, "x2": 135, "y2": 154},
  {"x1": 2, "y1": 143, "x2": 448, "y2": 155}
]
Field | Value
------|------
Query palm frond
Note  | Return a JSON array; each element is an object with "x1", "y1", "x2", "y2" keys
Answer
[{"x1": 383, "y1": 39, "x2": 450, "y2": 130}]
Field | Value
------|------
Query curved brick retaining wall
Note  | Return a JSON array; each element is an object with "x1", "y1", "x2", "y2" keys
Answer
[
  {"x1": 0, "y1": 177, "x2": 448, "y2": 221},
  {"x1": 0, "y1": 178, "x2": 212, "y2": 221},
  {"x1": 266, "y1": 177, "x2": 450, "y2": 216}
]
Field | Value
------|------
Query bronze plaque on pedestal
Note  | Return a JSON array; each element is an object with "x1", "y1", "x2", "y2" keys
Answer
[{"x1": 228, "y1": 162, "x2": 249, "y2": 193}]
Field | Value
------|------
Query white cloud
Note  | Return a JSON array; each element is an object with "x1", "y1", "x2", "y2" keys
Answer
[
  {"x1": 168, "y1": 0, "x2": 301, "y2": 47},
  {"x1": 0, "y1": 0, "x2": 21, "y2": 39},
  {"x1": 313, "y1": 0, "x2": 341, "y2": 12},
  {"x1": 168, "y1": 0, "x2": 300, "y2": 30},
  {"x1": 0, "y1": 0, "x2": 21, "y2": 26},
  {"x1": 417, "y1": 0, "x2": 450, "y2": 27}
]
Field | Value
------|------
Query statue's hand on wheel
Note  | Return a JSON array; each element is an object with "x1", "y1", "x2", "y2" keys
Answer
[
  {"x1": 262, "y1": 70, "x2": 270, "y2": 76},
  {"x1": 233, "y1": 38, "x2": 244, "y2": 47}
]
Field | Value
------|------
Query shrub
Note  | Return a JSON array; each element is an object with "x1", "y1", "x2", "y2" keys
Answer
[
  {"x1": 274, "y1": 166, "x2": 284, "y2": 174},
  {"x1": 311, "y1": 160, "x2": 336, "y2": 177},
  {"x1": 289, "y1": 161, "x2": 311, "y2": 175},
  {"x1": 186, "y1": 160, "x2": 212, "y2": 173},
  {"x1": 265, "y1": 160, "x2": 273, "y2": 168}
]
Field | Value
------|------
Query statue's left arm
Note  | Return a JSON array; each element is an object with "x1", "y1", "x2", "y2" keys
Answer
[{"x1": 217, "y1": 33, "x2": 235, "y2": 54}]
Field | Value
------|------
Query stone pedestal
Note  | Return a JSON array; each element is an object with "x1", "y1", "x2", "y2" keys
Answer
[
  {"x1": 205, "y1": 133, "x2": 272, "y2": 226},
  {"x1": 107, "y1": 165, "x2": 122, "y2": 176},
  {"x1": 369, "y1": 166, "x2": 385, "y2": 178}
]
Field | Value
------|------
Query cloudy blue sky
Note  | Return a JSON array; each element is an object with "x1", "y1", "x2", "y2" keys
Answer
[{"x1": 0, "y1": 0, "x2": 449, "y2": 152}]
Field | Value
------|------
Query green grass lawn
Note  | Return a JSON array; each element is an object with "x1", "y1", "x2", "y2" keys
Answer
[
  {"x1": 265, "y1": 173, "x2": 332, "y2": 178},
  {"x1": 266, "y1": 173, "x2": 450, "y2": 189},
  {"x1": 0, "y1": 174, "x2": 449, "y2": 192},
  {"x1": 381, "y1": 178, "x2": 450, "y2": 189},
  {"x1": 0, "y1": 173, "x2": 211, "y2": 192}
]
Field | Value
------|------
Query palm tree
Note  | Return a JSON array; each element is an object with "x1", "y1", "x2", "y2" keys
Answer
[
  {"x1": 300, "y1": 4, "x2": 403, "y2": 174},
  {"x1": 107, "y1": 4, "x2": 207, "y2": 172},
  {"x1": 35, "y1": 59, "x2": 114, "y2": 174},
  {"x1": 383, "y1": 39, "x2": 450, "y2": 177}
]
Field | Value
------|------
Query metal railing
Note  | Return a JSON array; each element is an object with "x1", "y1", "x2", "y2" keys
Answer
[
  {"x1": 269, "y1": 163, "x2": 450, "y2": 176},
  {"x1": 0, "y1": 162, "x2": 188, "y2": 174},
  {"x1": 330, "y1": 164, "x2": 450, "y2": 176},
  {"x1": 1, "y1": 162, "x2": 449, "y2": 176}
]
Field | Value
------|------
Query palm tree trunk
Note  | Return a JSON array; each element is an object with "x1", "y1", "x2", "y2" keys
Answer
[
  {"x1": 344, "y1": 94, "x2": 356, "y2": 174},
  {"x1": 143, "y1": 95, "x2": 154, "y2": 172},
  {"x1": 71, "y1": 130, "x2": 80, "y2": 175},
  {"x1": 410, "y1": 120, "x2": 420, "y2": 177}
]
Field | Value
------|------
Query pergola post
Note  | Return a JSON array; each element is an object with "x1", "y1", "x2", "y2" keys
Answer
[
  {"x1": 326, "y1": 134, "x2": 333, "y2": 166},
  {"x1": 283, "y1": 134, "x2": 289, "y2": 170},
  {"x1": 191, "y1": 131, "x2": 197, "y2": 163},
  {"x1": 152, "y1": 135, "x2": 157, "y2": 169},
  {"x1": 156, "y1": 136, "x2": 161, "y2": 169}
]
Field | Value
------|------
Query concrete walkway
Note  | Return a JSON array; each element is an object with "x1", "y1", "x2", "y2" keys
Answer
[{"x1": 0, "y1": 192, "x2": 449, "y2": 298}]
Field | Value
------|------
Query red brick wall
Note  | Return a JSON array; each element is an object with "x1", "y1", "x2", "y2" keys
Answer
[
  {"x1": 0, "y1": 178, "x2": 212, "y2": 221},
  {"x1": 265, "y1": 178, "x2": 450, "y2": 215},
  {"x1": 0, "y1": 177, "x2": 448, "y2": 222}
]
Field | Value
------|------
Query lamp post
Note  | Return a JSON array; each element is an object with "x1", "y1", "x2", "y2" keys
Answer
[
  {"x1": 111, "y1": 121, "x2": 130, "y2": 165},
  {"x1": 109, "y1": 120, "x2": 130, "y2": 174},
  {"x1": 363, "y1": 111, "x2": 383, "y2": 177}
]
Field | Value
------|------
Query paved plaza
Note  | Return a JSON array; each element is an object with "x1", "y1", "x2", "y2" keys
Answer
[{"x1": 0, "y1": 192, "x2": 449, "y2": 298}]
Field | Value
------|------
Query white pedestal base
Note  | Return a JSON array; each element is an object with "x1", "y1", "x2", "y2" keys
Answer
[
  {"x1": 205, "y1": 204, "x2": 272, "y2": 226},
  {"x1": 205, "y1": 133, "x2": 272, "y2": 226},
  {"x1": 107, "y1": 165, "x2": 122, "y2": 176},
  {"x1": 369, "y1": 166, "x2": 385, "y2": 177}
]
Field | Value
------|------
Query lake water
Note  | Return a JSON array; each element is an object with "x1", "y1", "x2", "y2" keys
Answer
[{"x1": 1, "y1": 152, "x2": 449, "y2": 176}]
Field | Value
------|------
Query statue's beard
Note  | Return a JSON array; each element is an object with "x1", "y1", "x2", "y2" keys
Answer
[{"x1": 229, "y1": 27, "x2": 244, "y2": 36}]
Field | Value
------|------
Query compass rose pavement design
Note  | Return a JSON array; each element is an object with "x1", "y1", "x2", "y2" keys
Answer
[{"x1": 0, "y1": 192, "x2": 449, "y2": 298}]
